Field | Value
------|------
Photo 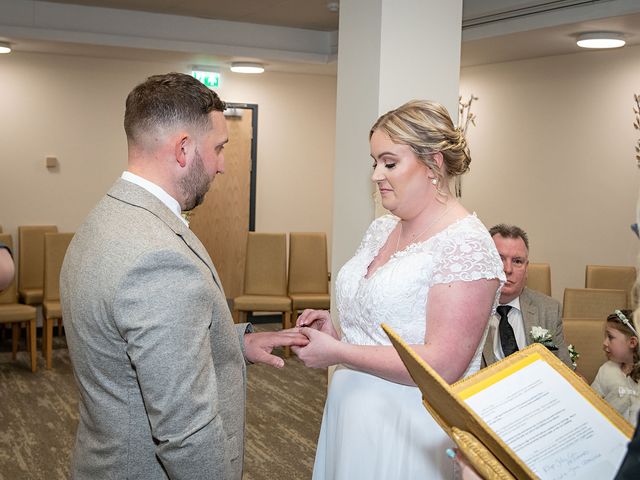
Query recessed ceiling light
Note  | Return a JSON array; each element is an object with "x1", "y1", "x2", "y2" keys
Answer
[
  {"x1": 230, "y1": 62, "x2": 265, "y2": 74},
  {"x1": 0, "y1": 42, "x2": 12, "y2": 54},
  {"x1": 576, "y1": 32, "x2": 625, "y2": 49}
]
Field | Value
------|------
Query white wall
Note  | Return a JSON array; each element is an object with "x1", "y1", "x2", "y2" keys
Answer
[
  {"x1": 0, "y1": 52, "x2": 336, "y2": 259},
  {"x1": 460, "y1": 44, "x2": 640, "y2": 300},
  {"x1": 2, "y1": 43, "x2": 639, "y2": 304}
]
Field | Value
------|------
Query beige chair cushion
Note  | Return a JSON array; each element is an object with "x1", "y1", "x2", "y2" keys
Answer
[
  {"x1": 290, "y1": 293, "x2": 330, "y2": 311},
  {"x1": 234, "y1": 295, "x2": 291, "y2": 312},
  {"x1": 562, "y1": 288, "x2": 627, "y2": 318},
  {"x1": 585, "y1": 265, "x2": 636, "y2": 294},
  {"x1": 0, "y1": 303, "x2": 37, "y2": 323},
  {"x1": 243, "y1": 233, "x2": 287, "y2": 296},
  {"x1": 562, "y1": 318, "x2": 607, "y2": 384},
  {"x1": 19, "y1": 288, "x2": 43, "y2": 305},
  {"x1": 43, "y1": 300, "x2": 62, "y2": 319},
  {"x1": 526, "y1": 262, "x2": 551, "y2": 296},
  {"x1": 288, "y1": 232, "x2": 329, "y2": 295},
  {"x1": 18, "y1": 225, "x2": 57, "y2": 292},
  {"x1": 44, "y1": 233, "x2": 74, "y2": 302}
]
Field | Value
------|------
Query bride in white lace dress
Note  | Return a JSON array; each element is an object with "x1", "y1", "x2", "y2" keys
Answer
[{"x1": 293, "y1": 100, "x2": 505, "y2": 480}]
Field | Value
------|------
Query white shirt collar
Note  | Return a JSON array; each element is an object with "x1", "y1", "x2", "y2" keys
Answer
[
  {"x1": 501, "y1": 296, "x2": 521, "y2": 312},
  {"x1": 121, "y1": 171, "x2": 188, "y2": 227}
]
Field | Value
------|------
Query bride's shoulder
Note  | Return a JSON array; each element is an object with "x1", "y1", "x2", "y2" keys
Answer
[
  {"x1": 362, "y1": 214, "x2": 397, "y2": 236},
  {"x1": 359, "y1": 214, "x2": 398, "y2": 248}
]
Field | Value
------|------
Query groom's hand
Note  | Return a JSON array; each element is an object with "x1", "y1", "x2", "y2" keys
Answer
[{"x1": 244, "y1": 330, "x2": 309, "y2": 368}]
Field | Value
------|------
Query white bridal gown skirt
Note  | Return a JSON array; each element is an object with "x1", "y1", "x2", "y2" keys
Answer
[{"x1": 312, "y1": 366, "x2": 454, "y2": 480}]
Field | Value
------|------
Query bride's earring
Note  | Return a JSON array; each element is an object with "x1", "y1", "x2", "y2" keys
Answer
[{"x1": 429, "y1": 177, "x2": 438, "y2": 185}]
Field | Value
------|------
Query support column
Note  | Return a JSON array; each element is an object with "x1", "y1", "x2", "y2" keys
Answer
[{"x1": 331, "y1": 0, "x2": 463, "y2": 289}]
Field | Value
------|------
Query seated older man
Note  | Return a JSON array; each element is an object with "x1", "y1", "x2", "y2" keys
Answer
[{"x1": 482, "y1": 224, "x2": 571, "y2": 367}]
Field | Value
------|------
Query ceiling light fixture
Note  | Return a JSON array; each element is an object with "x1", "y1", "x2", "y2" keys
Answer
[
  {"x1": 576, "y1": 32, "x2": 625, "y2": 49},
  {"x1": 0, "y1": 41, "x2": 12, "y2": 54},
  {"x1": 230, "y1": 62, "x2": 265, "y2": 74}
]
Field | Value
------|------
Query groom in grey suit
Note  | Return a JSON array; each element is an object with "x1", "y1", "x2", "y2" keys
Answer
[
  {"x1": 61, "y1": 73, "x2": 307, "y2": 480},
  {"x1": 482, "y1": 224, "x2": 571, "y2": 367}
]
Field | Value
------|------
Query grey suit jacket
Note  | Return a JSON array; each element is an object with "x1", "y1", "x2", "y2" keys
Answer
[
  {"x1": 482, "y1": 287, "x2": 572, "y2": 368},
  {"x1": 61, "y1": 179, "x2": 248, "y2": 480}
]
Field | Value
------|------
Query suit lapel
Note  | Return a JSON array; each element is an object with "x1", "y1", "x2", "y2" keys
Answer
[
  {"x1": 107, "y1": 178, "x2": 223, "y2": 292},
  {"x1": 482, "y1": 318, "x2": 498, "y2": 366},
  {"x1": 520, "y1": 288, "x2": 538, "y2": 346}
]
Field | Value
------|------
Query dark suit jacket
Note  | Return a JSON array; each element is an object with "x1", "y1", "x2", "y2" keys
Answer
[
  {"x1": 482, "y1": 287, "x2": 572, "y2": 368},
  {"x1": 61, "y1": 179, "x2": 248, "y2": 479}
]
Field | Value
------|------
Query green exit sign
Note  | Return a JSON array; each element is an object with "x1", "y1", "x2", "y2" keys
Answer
[{"x1": 192, "y1": 70, "x2": 220, "y2": 89}]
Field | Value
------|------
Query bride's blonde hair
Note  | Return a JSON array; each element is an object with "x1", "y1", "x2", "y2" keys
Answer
[{"x1": 370, "y1": 100, "x2": 471, "y2": 196}]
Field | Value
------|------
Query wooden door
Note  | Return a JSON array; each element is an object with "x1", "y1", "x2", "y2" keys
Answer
[{"x1": 189, "y1": 108, "x2": 253, "y2": 305}]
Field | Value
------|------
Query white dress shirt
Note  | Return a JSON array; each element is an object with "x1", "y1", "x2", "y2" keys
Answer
[
  {"x1": 121, "y1": 171, "x2": 188, "y2": 227},
  {"x1": 491, "y1": 296, "x2": 526, "y2": 361}
]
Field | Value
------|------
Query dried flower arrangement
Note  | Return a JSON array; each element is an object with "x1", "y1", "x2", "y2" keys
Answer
[
  {"x1": 634, "y1": 94, "x2": 640, "y2": 168},
  {"x1": 455, "y1": 94, "x2": 478, "y2": 197}
]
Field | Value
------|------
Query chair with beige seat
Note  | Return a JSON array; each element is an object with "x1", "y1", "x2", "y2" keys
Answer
[
  {"x1": 0, "y1": 233, "x2": 38, "y2": 372},
  {"x1": 562, "y1": 288, "x2": 628, "y2": 319},
  {"x1": 585, "y1": 265, "x2": 636, "y2": 304},
  {"x1": 42, "y1": 232, "x2": 74, "y2": 369},
  {"x1": 288, "y1": 232, "x2": 330, "y2": 326},
  {"x1": 233, "y1": 232, "x2": 292, "y2": 331},
  {"x1": 525, "y1": 262, "x2": 552, "y2": 296},
  {"x1": 562, "y1": 318, "x2": 606, "y2": 384},
  {"x1": 18, "y1": 225, "x2": 58, "y2": 306}
]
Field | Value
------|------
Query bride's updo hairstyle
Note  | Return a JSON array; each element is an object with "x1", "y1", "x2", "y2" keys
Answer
[{"x1": 370, "y1": 100, "x2": 471, "y2": 195}]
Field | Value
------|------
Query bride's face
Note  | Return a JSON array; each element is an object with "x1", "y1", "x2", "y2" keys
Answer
[{"x1": 370, "y1": 129, "x2": 432, "y2": 217}]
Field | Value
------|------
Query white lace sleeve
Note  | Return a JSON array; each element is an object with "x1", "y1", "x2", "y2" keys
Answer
[
  {"x1": 353, "y1": 215, "x2": 397, "y2": 256},
  {"x1": 430, "y1": 224, "x2": 505, "y2": 287}
]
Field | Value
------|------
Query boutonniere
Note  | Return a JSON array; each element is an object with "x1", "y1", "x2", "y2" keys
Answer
[
  {"x1": 529, "y1": 326, "x2": 558, "y2": 351},
  {"x1": 568, "y1": 344, "x2": 580, "y2": 370}
]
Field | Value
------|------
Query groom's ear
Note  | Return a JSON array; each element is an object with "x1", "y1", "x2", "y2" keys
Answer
[{"x1": 174, "y1": 134, "x2": 190, "y2": 168}]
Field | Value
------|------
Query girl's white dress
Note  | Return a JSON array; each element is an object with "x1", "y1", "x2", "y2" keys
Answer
[
  {"x1": 312, "y1": 214, "x2": 505, "y2": 480},
  {"x1": 592, "y1": 360, "x2": 640, "y2": 426}
]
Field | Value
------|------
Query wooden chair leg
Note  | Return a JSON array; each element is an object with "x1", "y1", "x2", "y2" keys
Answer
[
  {"x1": 29, "y1": 319, "x2": 37, "y2": 373},
  {"x1": 237, "y1": 310, "x2": 248, "y2": 324},
  {"x1": 11, "y1": 323, "x2": 20, "y2": 360},
  {"x1": 45, "y1": 317, "x2": 54, "y2": 369},
  {"x1": 26, "y1": 322, "x2": 31, "y2": 353},
  {"x1": 291, "y1": 309, "x2": 300, "y2": 328}
]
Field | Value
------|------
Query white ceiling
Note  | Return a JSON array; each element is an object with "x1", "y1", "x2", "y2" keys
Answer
[{"x1": 2, "y1": 0, "x2": 640, "y2": 72}]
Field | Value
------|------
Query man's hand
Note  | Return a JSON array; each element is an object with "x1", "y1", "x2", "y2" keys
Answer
[{"x1": 244, "y1": 329, "x2": 309, "y2": 368}]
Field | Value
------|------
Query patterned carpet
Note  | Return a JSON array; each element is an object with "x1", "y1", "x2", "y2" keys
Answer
[{"x1": 0, "y1": 322, "x2": 327, "y2": 480}]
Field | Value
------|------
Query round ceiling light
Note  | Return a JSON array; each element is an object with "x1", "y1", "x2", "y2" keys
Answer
[
  {"x1": 576, "y1": 32, "x2": 625, "y2": 49},
  {"x1": 0, "y1": 41, "x2": 12, "y2": 54},
  {"x1": 230, "y1": 62, "x2": 265, "y2": 74}
]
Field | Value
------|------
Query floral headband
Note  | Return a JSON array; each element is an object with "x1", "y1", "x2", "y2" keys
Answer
[{"x1": 614, "y1": 309, "x2": 639, "y2": 337}]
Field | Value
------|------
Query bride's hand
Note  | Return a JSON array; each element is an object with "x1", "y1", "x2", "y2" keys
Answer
[
  {"x1": 296, "y1": 309, "x2": 339, "y2": 339},
  {"x1": 291, "y1": 327, "x2": 343, "y2": 369}
]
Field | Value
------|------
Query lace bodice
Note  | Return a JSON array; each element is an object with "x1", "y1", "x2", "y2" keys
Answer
[{"x1": 336, "y1": 214, "x2": 505, "y2": 349}]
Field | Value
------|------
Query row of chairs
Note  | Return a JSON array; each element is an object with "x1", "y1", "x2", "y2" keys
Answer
[
  {"x1": 523, "y1": 263, "x2": 635, "y2": 384},
  {"x1": 525, "y1": 263, "x2": 636, "y2": 298},
  {"x1": 233, "y1": 232, "x2": 330, "y2": 354},
  {"x1": 0, "y1": 226, "x2": 72, "y2": 371}
]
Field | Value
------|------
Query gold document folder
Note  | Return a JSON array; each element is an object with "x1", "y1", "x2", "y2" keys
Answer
[{"x1": 382, "y1": 324, "x2": 634, "y2": 480}]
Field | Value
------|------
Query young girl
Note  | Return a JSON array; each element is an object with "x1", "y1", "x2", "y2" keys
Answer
[{"x1": 591, "y1": 309, "x2": 640, "y2": 426}]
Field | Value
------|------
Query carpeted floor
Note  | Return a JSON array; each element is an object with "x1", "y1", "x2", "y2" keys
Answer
[{"x1": 0, "y1": 322, "x2": 326, "y2": 480}]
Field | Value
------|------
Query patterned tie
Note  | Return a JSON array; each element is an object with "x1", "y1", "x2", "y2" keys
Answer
[{"x1": 497, "y1": 305, "x2": 518, "y2": 357}]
